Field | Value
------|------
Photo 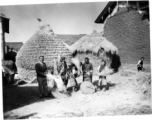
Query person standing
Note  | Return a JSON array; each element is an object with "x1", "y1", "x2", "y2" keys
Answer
[
  {"x1": 137, "y1": 57, "x2": 145, "y2": 72},
  {"x1": 5, "y1": 48, "x2": 17, "y2": 84},
  {"x1": 97, "y1": 59, "x2": 107, "y2": 92},
  {"x1": 35, "y1": 56, "x2": 49, "y2": 98},
  {"x1": 67, "y1": 61, "x2": 79, "y2": 91},
  {"x1": 82, "y1": 57, "x2": 93, "y2": 83},
  {"x1": 2, "y1": 60, "x2": 15, "y2": 85},
  {"x1": 59, "y1": 57, "x2": 68, "y2": 86}
]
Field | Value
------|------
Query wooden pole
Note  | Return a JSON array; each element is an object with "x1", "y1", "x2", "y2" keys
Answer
[{"x1": 0, "y1": 17, "x2": 5, "y2": 61}]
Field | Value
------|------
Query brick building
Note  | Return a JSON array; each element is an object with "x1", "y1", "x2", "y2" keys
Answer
[{"x1": 95, "y1": 1, "x2": 150, "y2": 64}]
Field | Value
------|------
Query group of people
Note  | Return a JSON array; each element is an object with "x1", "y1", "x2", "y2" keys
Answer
[
  {"x1": 35, "y1": 56, "x2": 108, "y2": 98},
  {"x1": 35, "y1": 55, "x2": 146, "y2": 98}
]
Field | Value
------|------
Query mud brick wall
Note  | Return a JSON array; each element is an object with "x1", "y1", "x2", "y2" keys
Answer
[{"x1": 104, "y1": 8, "x2": 150, "y2": 64}]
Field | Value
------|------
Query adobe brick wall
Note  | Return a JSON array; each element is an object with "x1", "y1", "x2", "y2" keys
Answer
[{"x1": 104, "y1": 7, "x2": 150, "y2": 64}]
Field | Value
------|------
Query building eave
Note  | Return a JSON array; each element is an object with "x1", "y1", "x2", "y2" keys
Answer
[
  {"x1": 95, "y1": 2, "x2": 117, "y2": 24},
  {"x1": 95, "y1": 1, "x2": 149, "y2": 24}
]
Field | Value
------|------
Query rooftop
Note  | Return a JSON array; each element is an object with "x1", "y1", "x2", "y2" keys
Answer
[{"x1": 5, "y1": 42, "x2": 23, "y2": 52}]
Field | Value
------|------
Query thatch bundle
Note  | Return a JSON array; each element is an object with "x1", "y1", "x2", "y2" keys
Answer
[
  {"x1": 70, "y1": 33, "x2": 121, "y2": 74},
  {"x1": 136, "y1": 73, "x2": 151, "y2": 100},
  {"x1": 46, "y1": 73, "x2": 67, "y2": 93},
  {"x1": 16, "y1": 24, "x2": 72, "y2": 81},
  {"x1": 71, "y1": 33, "x2": 118, "y2": 55}
]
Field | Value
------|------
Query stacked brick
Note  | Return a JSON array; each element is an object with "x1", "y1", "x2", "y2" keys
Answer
[{"x1": 104, "y1": 7, "x2": 150, "y2": 64}]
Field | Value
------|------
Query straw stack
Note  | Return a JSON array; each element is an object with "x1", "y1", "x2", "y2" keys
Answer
[
  {"x1": 16, "y1": 24, "x2": 72, "y2": 81},
  {"x1": 71, "y1": 32, "x2": 121, "y2": 74}
]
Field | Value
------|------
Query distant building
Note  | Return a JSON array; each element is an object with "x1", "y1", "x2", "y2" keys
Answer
[
  {"x1": 95, "y1": 1, "x2": 150, "y2": 64},
  {"x1": 5, "y1": 42, "x2": 23, "y2": 53}
]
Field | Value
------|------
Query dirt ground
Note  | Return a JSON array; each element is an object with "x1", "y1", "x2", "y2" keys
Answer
[{"x1": 3, "y1": 64, "x2": 152, "y2": 119}]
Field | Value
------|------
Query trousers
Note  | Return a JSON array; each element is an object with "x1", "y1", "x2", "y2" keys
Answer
[{"x1": 37, "y1": 76, "x2": 48, "y2": 96}]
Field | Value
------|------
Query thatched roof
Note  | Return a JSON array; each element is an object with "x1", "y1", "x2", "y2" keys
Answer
[
  {"x1": 71, "y1": 33, "x2": 118, "y2": 56},
  {"x1": 70, "y1": 33, "x2": 121, "y2": 73},
  {"x1": 16, "y1": 24, "x2": 72, "y2": 80}
]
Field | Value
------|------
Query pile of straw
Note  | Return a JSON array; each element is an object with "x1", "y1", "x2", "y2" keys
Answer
[
  {"x1": 16, "y1": 24, "x2": 72, "y2": 81},
  {"x1": 136, "y1": 73, "x2": 151, "y2": 100},
  {"x1": 70, "y1": 33, "x2": 121, "y2": 74},
  {"x1": 71, "y1": 33, "x2": 118, "y2": 56}
]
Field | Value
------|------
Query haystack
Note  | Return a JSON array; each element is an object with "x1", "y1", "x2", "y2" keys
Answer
[
  {"x1": 16, "y1": 24, "x2": 72, "y2": 81},
  {"x1": 70, "y1": 32, "x2": 121, "y2": 74}
]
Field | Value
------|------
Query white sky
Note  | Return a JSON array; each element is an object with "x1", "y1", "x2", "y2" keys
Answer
[{"x1": 0, "y1": 1, "x2": 107, "y2": 43}]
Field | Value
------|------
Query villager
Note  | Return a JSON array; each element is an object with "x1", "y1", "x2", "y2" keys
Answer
[
  {"x1": 82, "y1": 57, "x2": 93, "y2": 83},
  {"x1": 67, "y1": 61, "x2": 79, "y2": 91},
  {"x1": 2, "y1": 60, "x2": 15, "y2": 85},
  {"x1": 97, "y1": 59, "x2": 107, "y2": 92},
  {"x1": 35, "y1": 56, "x2": 49, "y2": 98},
  {"x1": 5, "y1": 48, "x2": 17, "y2": 72},
  {"x1": 59, "y1": 57, "x2": 68, "y2": 86},
  {"x1": 137, "y1": 57, "x2": 145, "y2": 72}
]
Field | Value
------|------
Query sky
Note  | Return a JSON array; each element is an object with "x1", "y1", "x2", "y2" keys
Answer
[{"x1": 0, "y1": 2, "x2": 107, "y2": 43}]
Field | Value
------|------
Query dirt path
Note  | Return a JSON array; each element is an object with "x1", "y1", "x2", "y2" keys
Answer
[{"x1": 3, "y1": 68, "x2": 152, "y2": 119}]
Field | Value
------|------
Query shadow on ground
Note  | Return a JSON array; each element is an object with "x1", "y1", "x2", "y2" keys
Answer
[
  {"x1": 4, "y1": 112, "x2": 38, "y2": 119},
  {"x1": 3, "y1": 84, "x2": 55, "y2": 113},
  {"x1": 93, "y1": 80, "x2": 116, "y2": 90}
]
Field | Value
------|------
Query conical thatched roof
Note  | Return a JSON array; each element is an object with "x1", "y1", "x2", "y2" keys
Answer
[
  {"x1": 71, "y1": 33, "x2": 121, "y2": 73},
  {"x1": 71, "y1": 33, "x2": 118, "y2": 56},
  {"x1": 16, "y1": 24, "x2": 71, "y2": 81}
]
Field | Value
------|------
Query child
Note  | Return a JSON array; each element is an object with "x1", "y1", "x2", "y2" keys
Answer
[
  {"x1": 67, "y1": 62, "x2": 78, "y2": 91},
  {"x1": 97, "y1": 59, "x2": 107, "y2": 92},
  {"x1": 137, "y1": 57, "x2": 145, "y2": 72}
]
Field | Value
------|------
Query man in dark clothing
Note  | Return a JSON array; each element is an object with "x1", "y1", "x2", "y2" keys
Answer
[
  {"x1": 35, "y1": 56, "x2": 49, "y2": 98},
  {"x1": 5, "y1": 48, "x2": 17, "y2": 72},
  {"x1": 5, "y1": 48, "x2": 17, "y2": 84},
  {"x1": 137, "y1": 57, "x2": 145, "y2": 72},
  {"x1": 82, "y1": 57, "x2": 93, "y2": 83}
]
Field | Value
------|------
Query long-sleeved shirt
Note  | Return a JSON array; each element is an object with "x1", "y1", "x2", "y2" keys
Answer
[
  {"x1": 35, "y1": 62, "x2": 47, "y2": 77},
  {"x1": 82, "y1": 62, "x2": 93, "y2": 73}
]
